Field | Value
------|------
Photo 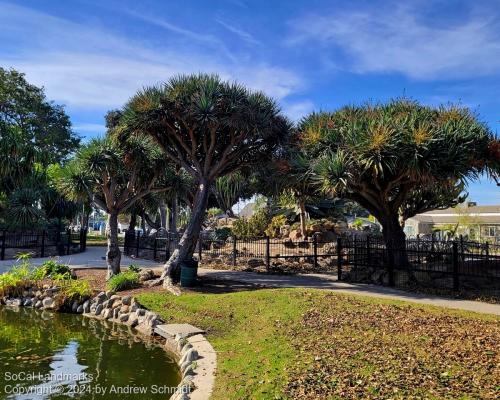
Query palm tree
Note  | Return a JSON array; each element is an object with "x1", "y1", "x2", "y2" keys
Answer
[{"x1": 117, "y1": 74, "x2": 290, "y2": 282}]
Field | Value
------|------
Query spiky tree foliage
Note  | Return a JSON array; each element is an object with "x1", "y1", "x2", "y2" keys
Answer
[
  {"x1": 56, "y1": 136, "x2": 175, "y2": 277},
  {"x1": 213, "y1": 171, "x2": 246, "y2": 217},
  {"x1": 298, "y1": 99, "x2": 494, "y2": 262},
  {"x1": 276, "y1": 151, "x2": 321, "y2": 238},
  {"x1": 118, "y1": 74, "x2": 290, "y2": 281}
]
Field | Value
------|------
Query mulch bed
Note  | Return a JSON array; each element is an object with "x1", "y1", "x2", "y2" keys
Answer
[{"x1": 285, "y1": 293, "x2": 500, "y2": 399}]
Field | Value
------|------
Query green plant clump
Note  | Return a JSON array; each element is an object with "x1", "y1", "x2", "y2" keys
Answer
[
  {"x1": 58, "y1": 278, "x2": 92, "y2": 304},
  {"x1": 39, "y1": 260, "x2": 72, "y2": 279},
  {"x1": 128, "y1": 264, "x2": 141, "y2": 273},
  {"x1": 232, "y1": 210, "x2": 268, "y2": 239},
  {"x1": 0, "y1": 253, "x2": 44, "y2": 296},
  {"x1": 107, "y1": 271, "x2": 140, "y2": 292}
]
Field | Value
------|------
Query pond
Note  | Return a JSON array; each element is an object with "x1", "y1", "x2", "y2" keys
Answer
[{"x1": 0, "y1": 307, "x2": 181, "y2": 399}]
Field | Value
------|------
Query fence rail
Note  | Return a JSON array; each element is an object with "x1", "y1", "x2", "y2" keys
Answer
[
  {"x1": 124, "y1": 231, "x2": 500, "y2": 295},
  {"x1": 0, "y1": 229, "x2": 88, "y2": 260}
]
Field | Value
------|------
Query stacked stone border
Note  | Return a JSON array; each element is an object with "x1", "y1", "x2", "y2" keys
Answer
[{"x1": 1, "y1": 285, "x2": 217, "y2": 400}]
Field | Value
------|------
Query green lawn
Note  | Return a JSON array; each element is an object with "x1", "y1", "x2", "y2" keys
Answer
[
  {"x1": 137, "y1": 288, "x2": 500, "y2": 400},
  {"x1": 86, "y1": 234, "x2": 124, "y2": 247}
]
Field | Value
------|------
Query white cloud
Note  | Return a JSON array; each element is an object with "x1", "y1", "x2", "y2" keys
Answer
[
  {"x1": 282, "y1": 100, "x2": 315, "y2": 122},
  {"x1": 216, "y1": 19, "x2": 260, "y2": 45},
  {"x1": 289, "y1": 4, "x2": 500, "y2": 80},
  {"x1": 0, "y1": 2, "x2": 303, "y2": 110}
]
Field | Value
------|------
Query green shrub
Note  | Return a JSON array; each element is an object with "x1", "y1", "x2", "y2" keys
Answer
[
  {"x1": 232, "y1": 210, "x2": 268, "y2": 239},
  {"x1": 59, "y1": 279, "x2": 92, "y2": 302},
  {"x1": 39, "y1": 260, "x2": 72, "y2": 278},
  {"x1": 0, "y1": 254, "x2": 44, "y2": 296},
  {"x1": 128, "y1": 264, "x2": 141, "y2": 273},
  {"x1": 107, "y1": 271, "x2": 140, "y2": 292},
  {"x1": 265, "y1": 214, "x2": 288, "y2": 238},
  {"x1": 215, "y1": 227, "x2": 232, "y2": 241}
]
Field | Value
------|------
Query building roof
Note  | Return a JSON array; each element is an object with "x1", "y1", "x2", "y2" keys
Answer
[{"x1": 410, "y1": 205, "x2": 500, "y2": 225}]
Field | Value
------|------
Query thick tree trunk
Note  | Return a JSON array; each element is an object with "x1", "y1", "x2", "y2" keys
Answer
[
  {"x1": 380, "y1": 213, "x2": 408, "y2": 267},
  {"x1": 106, "y1": 211, "x2": 121, "y2": 279},
  {"x1": 162, "y1": 180, "x2": 210, "y2": 282},
  {"x1": 299, "y1": 200, "x2": 307, "y2": 239}
]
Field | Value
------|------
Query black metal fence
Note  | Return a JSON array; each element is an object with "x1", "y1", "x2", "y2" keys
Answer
[
  {"x1": 0, "y1": 229, "x2": 88, "y2": 260},
  {"x1": 124, "y1": 231, "x2": 500, "y2": 294}
]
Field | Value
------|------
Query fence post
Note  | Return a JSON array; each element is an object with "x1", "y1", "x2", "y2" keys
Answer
[
  {"x1": 0, "y1": 230, "x2": 5, "y2": 260},
  {"x1": 387, "y1": 239, "x2": 395, "y2": 287},
  {"x1": 366, "y1": 235, "x2": 371, "y2": 265},
  {"x1": 198, "y1": 235, "x2": 203, "y2": 262},
  {"x1": 265, "y1": 236, "x2": 270, "y2": 271},
  {"x1": 153, "y1": 237, "x2": 158, "y2": 261},
  {"x1": 336, "y1": 237, "x2": 342, "y2": 280},
  {"x1": 416, "y1": 234, "x2": 421, "y2": 263},
  {"x1": 66, "y1": 228, "x2": 71, "y2": 255},
  {"x1": 232, "y1": 236, "x2": 237, "y2": 266},
  {"x1": 313, "y1": 234, "x2": 318, "y2": 270},
  {"x1": 452, "y1": 241, "x2": 459, "y2": 291},
  {"x1": 41, "y1": 230, "x2": 46, "y2": 257},
  {"x1": 136, "y1": 231, "x2": 140, "y2": 257}
]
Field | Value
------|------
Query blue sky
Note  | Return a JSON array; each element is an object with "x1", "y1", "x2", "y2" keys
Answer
[{"x1": 1, "y1": 0, "x2": 499, "y2": 204}]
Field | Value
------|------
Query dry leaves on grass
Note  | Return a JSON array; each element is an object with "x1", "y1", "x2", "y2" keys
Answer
[{"x1": 285, "y1": 294, "x2": 500, "y2": 399}]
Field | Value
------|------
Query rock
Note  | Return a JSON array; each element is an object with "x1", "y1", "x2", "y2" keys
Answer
[
  {"x1": 82, "y1": 300, "x2": 90, "y2": 313},
  {"x1": 121, "y1": 295, "x2": 132, "y2": 306},
  {"x1": 119, "y1": 314, "x2": 129, "y2": 323},
  {"x1": 182, "y1": 366, "x2": 195, "y2": 377},
  {"x1": 102, "y1": 309, "x2": 112, "y2": 319},
  {"x1": 42, "y1": 297, "x2": 55, "y2": 309},
  {"x1": 76, "y1": 305, "x2": 84, "y2": 314},
  {"x1": 180, "y1": 349, "x2": 198, "y2": 364},
  {"x1": 180, "y1": 359, "x2": 191, "y2": 373},
  {"x1": 317, "y1": 230, "x2": 337, "y2": 242},
  {"x1": 95, "y1": 304, "x2": 103, "y2": 316},
  {"x1": 96, "y1": 292, "x2": 107, "y2": 304},
  {"x1": 23, "y1": 298, "x2": 32, "y2": 307},
  {"x1": 120, "y1": 305, "x2": 130, "y2": 314},
  {"x1": 128, "y1": 316, "x2": 139, "y2": 328},
  {"x1": 247, "y1": 258, "x2": 265, "y2": 268},
  {"x1": 113, "y1": 308, "x2": 120, "y2": 319},
  {"x1": 105, "y1": 290, "x2": 115, "y2": 298},
  {"x1": 181, "y1": 343, "x2": 193, "y2": 354},
  {"x1": 130, "y1": 303, "x2": 139, "y2": 312},
  {"x1": 139, "y1": 269, "x2": 155, "y2": 282},
  {"x1": 35, "y1": 300, "x2": 43, "y2": 309},
  {"x1": 136, "y1": 308, "x2": 146, "y2": 317},
  {"x1": 112, "y1": 300, "x2": 122, "y2": 309},
  {"x1": 71, "y1": 301, "x2": 79, "y2": 313},
  {"x1": 6, "y1": 298, "x2": 22, "y2": 307}
]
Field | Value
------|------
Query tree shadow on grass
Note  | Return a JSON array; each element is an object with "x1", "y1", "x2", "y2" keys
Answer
[{"x1": 185, "y1": 278, "x2": 268, "y2": 294}]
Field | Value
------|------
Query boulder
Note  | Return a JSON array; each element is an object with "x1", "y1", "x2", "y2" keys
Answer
[
  {"x1": 42, "y1": 297, "x2": 55, "y2": 309},
  {"x1": 139, "y1": 269, "x2": 155, "y2": 282}
]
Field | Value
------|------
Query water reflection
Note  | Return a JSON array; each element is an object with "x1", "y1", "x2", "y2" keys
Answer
[{"x1": 0, "y1": 307, "x2": 180, "y2": 399}]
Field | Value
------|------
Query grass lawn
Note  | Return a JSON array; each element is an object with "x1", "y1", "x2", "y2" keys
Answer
[
  {"x1": 138, "y1": 288, "x2": 499, "y2": 400},
  {"x1": 85, "y1": 234, "x2": 124, "y2": 247}
]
